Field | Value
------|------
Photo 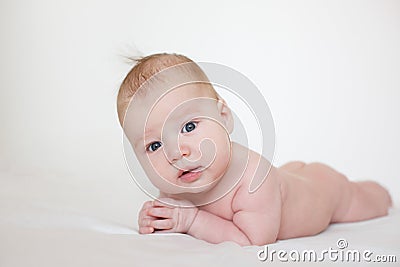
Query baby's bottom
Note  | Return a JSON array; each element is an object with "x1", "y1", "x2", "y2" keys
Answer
[{"x1": 280, "y1": 161, "x2": 392, "y2": 223}]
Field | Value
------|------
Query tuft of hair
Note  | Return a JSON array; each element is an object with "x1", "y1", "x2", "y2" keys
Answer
[{"x1": 117, "y1": 53, "x2": 197, "y2": 127}]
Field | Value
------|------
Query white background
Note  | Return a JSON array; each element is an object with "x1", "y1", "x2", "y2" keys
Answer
[{"x1": 1, "y1": 0, "x2": 399, "y2": 217}]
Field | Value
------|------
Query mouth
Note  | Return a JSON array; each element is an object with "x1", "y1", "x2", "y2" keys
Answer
[{"x1": 178, "y1": 167, "x2": 203, "y2": 183}]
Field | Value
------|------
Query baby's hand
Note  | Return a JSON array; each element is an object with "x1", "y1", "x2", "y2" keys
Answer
[
  {"x1": 138, "y1": 198, "x2": 199, "y2": 234},
  {"x1": 138, "y1": 200, "x2": 159, "y2": 234}
]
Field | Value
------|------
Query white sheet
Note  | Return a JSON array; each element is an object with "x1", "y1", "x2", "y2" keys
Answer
[{"x1": 1, "y1": 169, "x2": 399, "y2": 267}]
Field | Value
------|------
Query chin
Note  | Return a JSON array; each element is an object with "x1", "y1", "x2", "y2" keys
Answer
[
  {"x1": 169, "y1": 179, "x2": 215, "y2": 194},
  {"x1": 190, "y1": 177, "x2": 221, "y2": 193}
]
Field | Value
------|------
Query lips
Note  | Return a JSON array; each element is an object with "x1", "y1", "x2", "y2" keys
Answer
[{"x1": 178, "y1": 167, "x2": 202, "y2": 183}]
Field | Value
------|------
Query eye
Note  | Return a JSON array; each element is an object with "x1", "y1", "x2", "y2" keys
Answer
[
  {"x1": 181, "y1": 121, "x2": 197, "y2": 133},
  {"x1": 147, "y1": 141, "x2": 162, "y2": 152}
]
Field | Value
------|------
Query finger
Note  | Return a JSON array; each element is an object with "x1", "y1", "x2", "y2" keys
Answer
[
  {"x1": 151, "y1": 219, "x2": 174, "y2": 230},
  {"x1": 154, "y1": 198, "x2": 181, "y2": 208},
  {"x1": 142, "y1": 201, "x2": 155, "y2": 209},
  {"x1": 139, "y1": 207, "x2": 158, "y2": 220},
  {"x1": 148, "y1": 207, "x2": 174, "y2": 218},
  {"x1": 152, "y1": 200, "x2": 172, "y2": 208},
  {"x1": 139, "y1": 226, "x2": 154, "y2": 234},
  {"x1": 139, "y1": 218, "x2": 156, "y2": 228}
]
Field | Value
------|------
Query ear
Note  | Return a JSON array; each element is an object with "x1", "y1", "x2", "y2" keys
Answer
[{"x1": 216, "y1": 96, "x2": 234, "y2": 134}]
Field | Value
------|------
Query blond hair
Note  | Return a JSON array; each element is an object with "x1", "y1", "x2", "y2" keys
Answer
[{"x1": 117, "y1": 53, "x2": 215, "y2": 127}]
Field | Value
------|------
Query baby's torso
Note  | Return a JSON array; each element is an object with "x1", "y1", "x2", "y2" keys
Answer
[{"x1": 195, "y1": 145, "x2": 342, "y2": 240}]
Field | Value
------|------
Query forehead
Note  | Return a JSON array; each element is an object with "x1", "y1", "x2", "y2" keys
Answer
[{"x1": 124, "y1": 83, "x2": 216, "y2": 141}]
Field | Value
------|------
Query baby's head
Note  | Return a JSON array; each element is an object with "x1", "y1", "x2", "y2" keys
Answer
[{"x1": 117, "y1": 53, "x2": 234, "y2": 195}]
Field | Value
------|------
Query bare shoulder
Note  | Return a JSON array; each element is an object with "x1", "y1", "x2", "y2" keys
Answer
[
  {"x1": 230, "y1": 143, "x2": 282, "y2": 212},
  {"x1": 229, "y1": 143, "x2": 283, "y2": 245}
]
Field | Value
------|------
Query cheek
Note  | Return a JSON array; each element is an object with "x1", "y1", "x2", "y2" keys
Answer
[
  {"x1": 208, "y1": 128, "x2": 231, "y2": 170},
  {"x1": 138, "y1": 153, "x2": 168, "y2": 177},
  {"x1": 147, "y1": 153, "x2": 170, "y2": 173},
  {"x1": 148, "y1": 152, "x2": 161, "y2": 165},
  {"x1": 215, "y1": 138, "x2": 231, "y2": 163}
]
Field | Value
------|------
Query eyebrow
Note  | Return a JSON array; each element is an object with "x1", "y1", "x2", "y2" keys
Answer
[{"x1": 134, "y1": 129, "x2": 154, "y2": 149}]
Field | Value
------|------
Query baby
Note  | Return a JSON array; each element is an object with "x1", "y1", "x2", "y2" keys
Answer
[{"x1": 117, "y1": 53, "x2": 392, "y2": 246}]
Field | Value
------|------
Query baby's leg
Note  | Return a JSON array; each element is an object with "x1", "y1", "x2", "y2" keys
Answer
[
  {"x1": 332, "y1": 180, "x2": 392, "y2": 223},
  {"x1": 298, "y1": 162, "x2": 391, "y2": 223}
]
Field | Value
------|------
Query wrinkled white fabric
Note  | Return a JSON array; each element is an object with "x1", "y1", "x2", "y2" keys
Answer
[{"x1": 1, "y1": 170, "x2": 398, "y2": 267}]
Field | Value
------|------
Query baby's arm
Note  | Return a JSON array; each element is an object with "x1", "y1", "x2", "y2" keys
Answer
[
  {"x1": 141, "y1": 170, "x2": 282, "y2": 246},
  {"x1": 187, "y1": 209, "x2": 252, "y2": 246},
  {"x1": 229, "y1": 168, "x2": 282, "y2": 246},
  {"x1": 140, "y1": 198, "x2": 251, "y2": 245}
]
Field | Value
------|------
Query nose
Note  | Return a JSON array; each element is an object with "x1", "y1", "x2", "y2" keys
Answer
[
  {"x1": 179, "y1": 143, "x2": 190, "y2": 158},
  {"x1": 164, "y1": 137, "x2": 191, "y2": 163}
]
